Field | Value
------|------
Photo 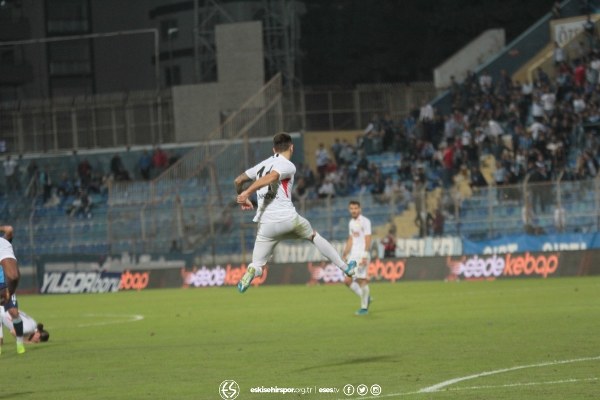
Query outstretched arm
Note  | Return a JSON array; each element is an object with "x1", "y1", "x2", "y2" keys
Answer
[{"x1": 237, "y1": 171, "x2": 280, "y2": 205}]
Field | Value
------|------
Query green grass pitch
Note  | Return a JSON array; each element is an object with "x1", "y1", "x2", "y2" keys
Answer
[{"x1": 2, "y1": 276, "x2": 599, "y2": 399}]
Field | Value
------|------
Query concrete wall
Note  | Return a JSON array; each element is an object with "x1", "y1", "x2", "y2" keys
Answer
[
  {"x1": 433, "y1": 29, "x2": 505, "y2": 89},
  {"x1": 172, "y1": 21, "x2": 264, "y2": 142},
  {"x1": 216, "y1": 21, "x2": 264, "y2": 85},
  {"x1": 91, "y1": 1, "x2": 156, "y2": 93}
]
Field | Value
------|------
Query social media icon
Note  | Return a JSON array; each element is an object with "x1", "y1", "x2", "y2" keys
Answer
[
  {"x1": 343, "y1": 384, "x2": 355, "y2": 396},
  {"x1": 219, "y1": 380, "x2": 240, "y2": 400},
  {"x1": 371, "y1": 384, "x2": 382, "y2": 396},
  {"x1": 357, "y1": 384, "x2": 368, "y2": 396}
]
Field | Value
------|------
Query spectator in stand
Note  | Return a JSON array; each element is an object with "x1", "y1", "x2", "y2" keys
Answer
[
  {"x1": 574, "y1": 61, "x2": 586, "y2": 88},
  {"x1": 370, "y1": 168, "x2": 386, "y2": 201},
  {"x1": 431, "y1": 207, "x2": 445, "y2": 236},
  {"x1": 441, "y1": 140, "x2": 455, "y2": 189},
  {"x1": 380, "y1": 224, "x2": 397, "y2": 259},
  {"x1": 528, "y1": 160, "x2": 550, "y2": 213},
  {"x1": 571, "y1": 40, "x2": 587, "y2": 65},
  {"x1": 469, "y1": 165, "x2": 488, "y2": 190},
  {"x1": 573, "y1": 93, "x2": 587, "y2": 114},
  {"x1": 39, "y1": 166, "x2": 52, "y2": 204},
  {"x1": 138, "y1": 150, "x2": 153, "y2": 180},
  {"x1": 541, "y1": 85, "x2": 557, "y2": 118},
  {"x1": 315, "y1": 143, "x2": 330, "y2": 181},
  {"x1": 536, "y1": 67, "x2": 551, "y2": 88},
  {"x1": 317, "y1": 177, "x2": 336, "y2": 199},
  {"x1": 583, "y1": 14, "x2": 596, "y2": 52},
  {"x1": 576, "y1": 149, "x2": 599, "y2": 178},
  {"x1": 68, "y1": 189, "x2": 93, "y2": 218},
  {"x1": 77, "y1": 158, "x2": 92, "y2": 189},
  {"x1": 330, "y1": 138, "x2": 342, "y2": 165},
  {"x1": 586, "y1": 59, "x2": 598, "y2": 87},
  {"x1": 419, "y1": 101, "x2": 435, "y2": 144},
  {"x1": 381, "y1": 113, "x2": 396, "y2": 151},
  {"x1": 453, "y1": 164, "x2": 472, "y2": 199},
  {"x1": 378, "y1": 177, "x2": 408, "y2": 207},
  {"x1": 294, "y1": 176, "x2": 311, "y2": 204},
  {"x1": 56, "y1": 172, "x2": 75, "y2": 198},
  {"x1": 110, "y1": 154, "x2": 131, "y2": 181},
  {"x1": 152, "y1": 146, "x2": 169, "y2": 174},
  {"x1": 553, "y1": 41, "x2": 566, "y2": 67},
  {"x1": 328, "y1": 165, "x2": 349, "y2": 196},
  {"x1": 338, "y1": 139, "x2": 356, "y2": 166},
  {"x1": 3, "y1": 155, "x2": 18, "y2": 193},
  {"x1": 362, "y1": 114, "x2": 384, "y2": 154},
  {"x1": 479, "y1": 70, "x2": 493, "y2": 94},
  {"x1": 298, "y1": 162, "x2": 316, "y2": 188},
  {"x1": 87, "y1": 171, "x2": 108, "y2": 195}
]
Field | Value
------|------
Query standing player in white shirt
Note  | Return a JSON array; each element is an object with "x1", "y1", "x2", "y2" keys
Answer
[
  {"x1": 342, "y1": 201, "x2": 372, "y2": 315},
  {"x1": 0, "y1": 225, "x2": 26, "y2": 354},
  {"x1": 235, "y1": 133, "x2": 357, "y2": 293}
]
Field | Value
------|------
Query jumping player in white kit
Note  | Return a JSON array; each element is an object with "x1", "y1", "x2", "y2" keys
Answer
[
  {"x1": 234, "y1": 132, "x2": 357, "y2": 293},
  {"x1": 342, "y1": 200, "x2": 372, "y2": 315}
]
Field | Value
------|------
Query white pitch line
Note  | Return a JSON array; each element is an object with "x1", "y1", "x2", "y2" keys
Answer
[
  {"x1": 444, "y1": 377, "x2": 598, "y2": 392},
  {"x1": 335, "y1": 355, "x2": 600, "y2": 400},
  {"x1": 419, "y1": 355, "x2": 600, "y2": 393},
  {"x1": 77, "y1": 313, "x2": 144, "y2": 328}
]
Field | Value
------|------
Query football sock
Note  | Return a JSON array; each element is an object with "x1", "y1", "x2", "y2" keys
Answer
[
  {"x1": 249, "y1": 263, "x2": 262, "y2": 277},
  {"x1": 349, "y1": 281, "x2": 362, "y2": 297},
  {"x1": 360, "y1": 285, "x2": 370, "y2": 309},
  {"x1": 13, "y1": 317, "x2": 23, "y2": 338},
  {"x1": 312, "y1": 233, "x2": 346, "y2": 270}
]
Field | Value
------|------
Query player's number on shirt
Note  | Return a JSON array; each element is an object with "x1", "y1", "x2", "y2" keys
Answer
[{"x1": 257, "y1": 165, "x2": 276, "y2": 198}]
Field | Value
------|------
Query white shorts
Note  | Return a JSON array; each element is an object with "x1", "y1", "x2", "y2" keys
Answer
[
  {"x1": 0, "y1": 237, "x2": 16, "y2": 262},
  {"x1": 348, "y1": 252, "x2": 370, "y2": 280},
  {"x1": 252, "y1": 214, "x2": 313, "y2": 268}
]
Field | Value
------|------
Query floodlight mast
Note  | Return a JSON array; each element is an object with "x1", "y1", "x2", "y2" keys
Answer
[{"x1": 0, "y1": 28, "x2": 161, "y2": 92}]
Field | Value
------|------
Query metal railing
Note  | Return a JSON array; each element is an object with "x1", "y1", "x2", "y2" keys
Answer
[
  {"x1": 283, "y1": 82, "x2": 436, "y2": 131},
  {"x1": 0, "y1": 90, "x2": 174, "y2": 153},
  {"x1": 11, "y1": 171, "x2": 600, "y2": 265}
]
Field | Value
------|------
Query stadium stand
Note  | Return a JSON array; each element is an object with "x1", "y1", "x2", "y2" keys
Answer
[{"x1": 1, "y1": 2, "x2": 600, "y2": 264}]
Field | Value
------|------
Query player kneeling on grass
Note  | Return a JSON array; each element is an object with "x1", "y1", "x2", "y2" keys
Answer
[
  {"x1": 234, "y1": 133, "x2": 357, "y2": 293},
  {"x1": 0, "y1": 308, "x2": 49, "y2": 350},
  {"x1": 342, "y1": 201, "x2": 372, "y2": 316}
]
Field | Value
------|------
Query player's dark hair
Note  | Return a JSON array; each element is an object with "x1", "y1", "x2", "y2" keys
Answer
[
  {"x1": 40, "y1": 330, "x2": 50, "y2": 342},
  {"x1": 36, "y1": 323, "x2": 50, "y2": 342},
  {"x1": 349, "y1": 200, "x2": 361, "y2": 207},
  {"x1": 273, "y1": 132, "x2": 293, "y2": 152}
]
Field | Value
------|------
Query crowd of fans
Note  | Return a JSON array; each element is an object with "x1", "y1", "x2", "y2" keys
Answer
[
  {"x1": 295, "y1": 28, "x2": 600, "y2": 221},
  {"x1": 1, "y1": 146, "x2": 181, "y2": 218}
]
